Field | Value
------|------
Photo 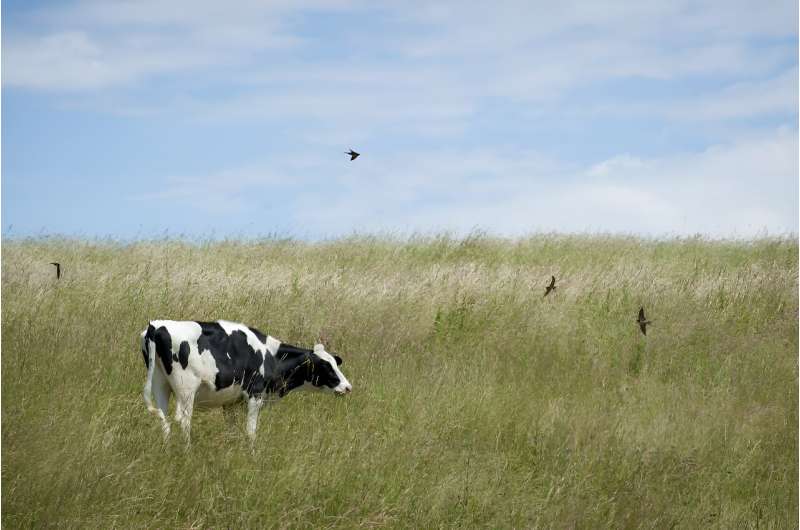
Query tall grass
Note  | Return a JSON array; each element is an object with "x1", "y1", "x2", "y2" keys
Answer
[{"x1": 2, "y1": 234, "x2": 797, "y2": 528}]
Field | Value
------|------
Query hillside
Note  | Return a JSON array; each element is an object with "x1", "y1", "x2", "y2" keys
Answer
[{"x1": 2, "y1": 235, "x2": 797, "y2": 528}]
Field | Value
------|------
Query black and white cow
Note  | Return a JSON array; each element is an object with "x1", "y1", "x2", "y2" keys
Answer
[{"x1": 140, "y1": 320, "x2": 352, "y2": 441}]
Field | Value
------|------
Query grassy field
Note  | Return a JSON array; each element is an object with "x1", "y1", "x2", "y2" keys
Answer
[{"x1": 2, "y1": 234, "x2": 797, "y2": 528}]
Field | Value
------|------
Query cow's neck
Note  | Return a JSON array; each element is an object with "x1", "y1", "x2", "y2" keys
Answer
[{"x1": 273, "y1": 343, "x2": 313, "y2": 396}]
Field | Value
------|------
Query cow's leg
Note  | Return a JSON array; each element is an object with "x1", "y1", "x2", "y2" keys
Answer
[
  {"x1": 172, "y1": 377, "x2": 201, "y2": 445},
  {"x1": 246, "y1": 396, "x2": 264, "y2": 442},
  {"x1": 174, "y1": 393, "x2": 196, "y2": 444},
  {"x1": 151, "y1": 367, "x2": 172, "y2": 439}
]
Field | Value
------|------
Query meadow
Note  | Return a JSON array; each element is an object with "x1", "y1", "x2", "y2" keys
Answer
[{"x1": 2, "y1": 234, "x2": 797, "y2": 528}]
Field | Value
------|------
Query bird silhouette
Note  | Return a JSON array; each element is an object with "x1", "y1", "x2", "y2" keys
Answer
[
  {"x1": 50, "y1": 262, "x2": 61, "y2": 279},
  {"x1": 637, "y1": 307, "x2": 652, "y2": 336},
  {"x1": 544, "y1": 275, "x2": 557, "y2": 297},
  {"x1": 346, "y1": 149, "x2": 360, "y2": 161}
]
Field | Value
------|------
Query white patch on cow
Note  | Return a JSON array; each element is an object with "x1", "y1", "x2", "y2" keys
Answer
[
  {"x1": 193, "y1": 346, "x2": 222, "y2": 386},
  {"x1": 265, "y1": 335, "x2": 281, "y2": 356},
  {"x1": 313, "y1": 343, "x2": 352, "y2": 394},
  {"x1": 246, "y1": 396, "x2": 264, "y2": 441},
  {"x1": 150, "y1": 319, "x2": 203, "y2": 354}
]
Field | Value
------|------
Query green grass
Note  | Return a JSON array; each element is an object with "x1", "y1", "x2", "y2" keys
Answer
[{"x1": 2, "y1": 234, "x2": 797, "y2": 528}]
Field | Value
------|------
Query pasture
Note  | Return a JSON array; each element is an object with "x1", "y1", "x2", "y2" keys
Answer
[{"x1": 2, "y1": 234, "x2": 797, "y2": 528}]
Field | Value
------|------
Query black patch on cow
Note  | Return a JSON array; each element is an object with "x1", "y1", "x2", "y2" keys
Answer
[
  {"x1": 172, "y1": 354, "x2": 179, "y2": 362},
  {"x1": 334, "y1": 355, "x2": 343, "y2": 366},
  {"x1": 273, "y1": 343, "x2": 341, "y2": 396},
  {"x1": 146, "y1": 325, "x2": 175, "y2": 375},
  {"x1": 141, "y1": 326, "x2": 152, "y2": 368},
  {"x1": 273, "y1": 345, "x2": 312, "y2": 396},
  {"x1": 196, "y1": 321, "x2": 270, "y2": 397},
  {"x1": 178, "y1": 341, "x2": 191, "y2": 369},
  {"x1": 310, "y1": 355, "x2": 341, "y2": 388}
]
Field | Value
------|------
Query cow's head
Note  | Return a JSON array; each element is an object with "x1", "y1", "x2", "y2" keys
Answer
[
  {"x1": 309, "y1": 343, "x2": 352, "y2": 395},
  {"x1": 275, "y1": 342, "x2": 352, "y2": 397}
]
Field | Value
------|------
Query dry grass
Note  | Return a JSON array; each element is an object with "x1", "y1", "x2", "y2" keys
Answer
[{"x1": 2, "y1": 234, "x2": 797, "y2": 528}]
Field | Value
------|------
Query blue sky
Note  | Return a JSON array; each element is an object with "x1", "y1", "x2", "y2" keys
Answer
[{"x1": 2, "y1": 0, "x2": 798, "y2": 239}]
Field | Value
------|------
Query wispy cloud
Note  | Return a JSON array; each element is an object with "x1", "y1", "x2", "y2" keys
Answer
[
  {"x1": 132, "y1": 164, "x2": 307, "y2": 214},
  {"x1": 665, "y1": 67, "x2": 799, "y2": 121},
  {"x1": 141, "y1": 128, "x2": 797, "y2": 238},
  {"x1": 3, "y1": 0, "x2": 349, "y2": 90},
  {"x1": 314, "y1": 128, "x2": 797, "y2": 237}
]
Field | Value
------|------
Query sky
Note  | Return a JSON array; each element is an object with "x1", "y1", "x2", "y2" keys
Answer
[{"x1": 2, "y1": 0, "x2": 798, "y2": 240}]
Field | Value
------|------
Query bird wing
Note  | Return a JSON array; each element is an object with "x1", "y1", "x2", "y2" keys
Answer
[
  {"x1": 638, "y1": 307, "x2": 645, "y2": 321},
  {"x1": 639, "y1": 322, "x2": 647, "y2": 335}
]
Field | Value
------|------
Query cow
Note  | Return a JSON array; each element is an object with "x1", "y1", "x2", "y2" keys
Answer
[{"x1": 140, "y1": 319, "x2": 352, "y2": 442}]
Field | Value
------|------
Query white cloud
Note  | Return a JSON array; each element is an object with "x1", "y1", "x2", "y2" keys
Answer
[
  {"x1": 5, "y1": 0, "x2": 795, "y2": 97},
  {"x1": 396, "y1": 0, "x2": 796, "y2": 55},
  {"x1": 3, "y1": 0, "x2": 332, "y2": 90},
  {"x1": 288, "y1": 128, "x2": 798, "y2": 238},
  {"x1": 665, "y1": 67, "x2": 799, "y2": 121},
  {"x1": 144, "y1": 128, "x2": 797, "y2": 238},
  {"x1": 133, "y1": 165, "x2": 295, "y2": 214},
  {"x1": 3, "y1": 30, "x2": 218, "y2": 90}
]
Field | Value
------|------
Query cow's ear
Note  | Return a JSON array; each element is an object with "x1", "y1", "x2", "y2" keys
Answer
[{"x1": 333, "y1": 355, "x2": 343, "y2": 366}]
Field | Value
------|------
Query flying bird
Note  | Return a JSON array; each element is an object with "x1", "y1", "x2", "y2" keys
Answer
[
  {"x1": 50, "y1": 262, "x2": 61, "y2": 279},
  {"x1": 637, "y1": 307, "x2": 652, "y2": 336},
  {"x1": 544, "y1": 275, "x2": 557, "y2": 297},
  {"x1": 346, "y1": 149, "x2": 360, "y2": 161}
]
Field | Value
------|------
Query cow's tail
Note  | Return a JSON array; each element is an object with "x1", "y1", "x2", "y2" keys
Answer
[{"x1": 141, "y1": 326, "x2": 160, "y2": 415}]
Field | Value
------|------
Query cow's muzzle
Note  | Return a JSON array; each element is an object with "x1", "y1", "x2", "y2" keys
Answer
[{"x1": 334, "y1": 384, "x2": 352, "y2": 395}]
